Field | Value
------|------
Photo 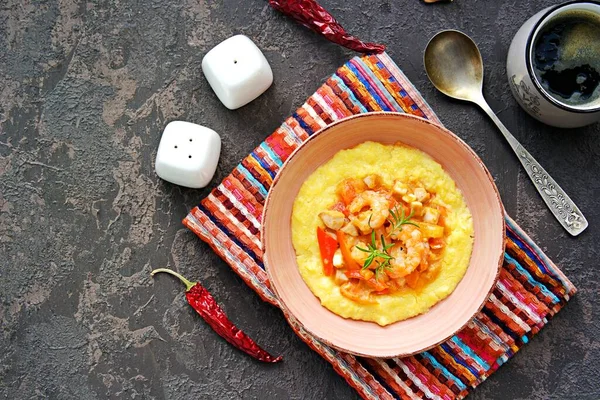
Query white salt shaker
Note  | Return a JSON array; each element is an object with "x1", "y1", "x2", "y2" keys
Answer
[
  {"x1": 202, "y1": 35, "x2": 273, "y2": 110},
  {"x1": 155, "y1": 121, "x2": 221, "y2": 188}
]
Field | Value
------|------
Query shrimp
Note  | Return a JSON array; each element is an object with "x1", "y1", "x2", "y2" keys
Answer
[
  {"x1": 387, "y1": 225, "x2": 427, "y2": 278},
  {"x1": 348, "y1": 190, "x2": 391, "y2": 234}
]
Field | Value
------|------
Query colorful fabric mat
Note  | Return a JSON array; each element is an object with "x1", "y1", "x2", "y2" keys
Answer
[{"x1": 183, "y1": 53, "x2": 576, "y2": 400}]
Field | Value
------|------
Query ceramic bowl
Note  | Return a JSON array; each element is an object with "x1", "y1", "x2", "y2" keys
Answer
[{"x1": 261, "y1": 112, "x2": 505, "y2": 358}]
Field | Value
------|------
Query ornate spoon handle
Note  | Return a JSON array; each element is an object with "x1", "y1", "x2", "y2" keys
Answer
[{"x1": 478, "y1": 99, "x2": 588, "y2": 236}]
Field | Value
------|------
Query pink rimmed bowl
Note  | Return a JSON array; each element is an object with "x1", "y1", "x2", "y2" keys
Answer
[{"x1": 261, "y1": 112, "x2": 505, "y2": 358}]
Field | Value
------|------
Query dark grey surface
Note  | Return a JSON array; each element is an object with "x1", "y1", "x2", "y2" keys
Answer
[{"x1": 1, "y1": 0, "x2": 599, "y2": 398}]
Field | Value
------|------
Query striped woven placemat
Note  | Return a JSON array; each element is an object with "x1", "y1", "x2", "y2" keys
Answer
[{"x1": 183, "y1": 52, "x2": 576, "y2": 400}]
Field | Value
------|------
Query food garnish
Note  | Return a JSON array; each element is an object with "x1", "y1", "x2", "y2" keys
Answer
[
  {"x1": 387, "y1": 206, "x2": 420, "y2": 237},
  {"x1": 355, "y1": 231, "x2": 394, "y2": 275}
]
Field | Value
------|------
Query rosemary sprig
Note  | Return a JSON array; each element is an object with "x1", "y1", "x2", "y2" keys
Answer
[
  {"x1": 353, "y1": 206, "x2": 418, "y2": 279},
  {"x1": 374, "y1": 262, "x2": 393, "y2": 280},
  {"x1": 355, "y1": 230, "x2": 394, "y2": 271},
  {"x1": 387, "y1": 206, "x2": 419, "y2": 237}
]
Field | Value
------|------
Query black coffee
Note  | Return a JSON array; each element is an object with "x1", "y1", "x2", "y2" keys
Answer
[{"x1": 533, "y1": 8, "x2": 600, "y2": 108}]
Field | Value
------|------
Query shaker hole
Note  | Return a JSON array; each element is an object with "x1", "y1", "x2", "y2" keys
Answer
[
  {"x1": 174, "y1": 145, "x2": 178, "y2": 149},
  {"x1": 234, "y1": 60, "x2": 238, "y2": 64},
  {"x1": 188, "y1": 155, "x2": 192, "y2": 159}
]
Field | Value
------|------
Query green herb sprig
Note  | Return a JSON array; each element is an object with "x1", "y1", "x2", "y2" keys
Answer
[
  {"x1": 355, "y1": 230, "x2": 394, "y2": 277},
  {"x1": 353, "y1": 206, "x2": 419, "y2": 279},
  {"x1": 387, "y1": 206, "x2": 419, "y2": 237}
]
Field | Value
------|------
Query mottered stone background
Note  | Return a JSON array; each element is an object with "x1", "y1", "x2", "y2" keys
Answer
[{"x1": 1, "y1": 0, "x2": 599, "y2": 398}]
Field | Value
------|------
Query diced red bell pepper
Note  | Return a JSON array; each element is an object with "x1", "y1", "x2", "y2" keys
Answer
[
  {"x1": 429, "y1": 237, "x2": 445, "y2": 250},
  {"x1": 317, "y1": 227, "x2": 337, "y2": 276},
  {"x1": 336, "y1": 230, "x2": 360, "y2": 270}
]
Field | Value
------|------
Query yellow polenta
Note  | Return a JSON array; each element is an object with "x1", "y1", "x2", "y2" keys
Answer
[{"x1": 291, "y1": 141, "x2": 474, "y2": 326}]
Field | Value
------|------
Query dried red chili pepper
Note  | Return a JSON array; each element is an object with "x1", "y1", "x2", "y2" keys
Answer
[
  {"x1": 151, "y1": 268, "x2": 282, "y2": 363},
  {"x1": 268, "y1": 0, "x2": 385, "y2": 54}
]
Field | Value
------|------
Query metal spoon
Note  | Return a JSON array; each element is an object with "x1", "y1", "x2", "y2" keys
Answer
[{"x1": 424, "y1": 30, "x2": 587, "y2": 236}]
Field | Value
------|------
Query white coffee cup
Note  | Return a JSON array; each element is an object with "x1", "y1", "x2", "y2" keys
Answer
[{"x1": 506, "y1": 1, "x2": 600, "y2": 128}]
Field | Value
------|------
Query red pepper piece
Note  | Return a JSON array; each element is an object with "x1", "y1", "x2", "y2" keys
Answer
[
  {"x1": 151, "y1": 268, "x2": 282, "y2": 363},
  {"x1": 317, "y1": 227, "x2": 337, "y2": 276},
  {"x1": 336, "y1": 230, "x2": 361, "y2": 270},
  {"x1": 268, "y1": 0, "x2": 385, "y2": 54}
]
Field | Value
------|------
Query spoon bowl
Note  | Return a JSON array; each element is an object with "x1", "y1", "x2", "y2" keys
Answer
[
  {"x1": 424, "y1": 30, "x2": 484, "y2": 102},
  {"x1": 423, "y1": 30, "x2": 587, "y2": 236}
]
